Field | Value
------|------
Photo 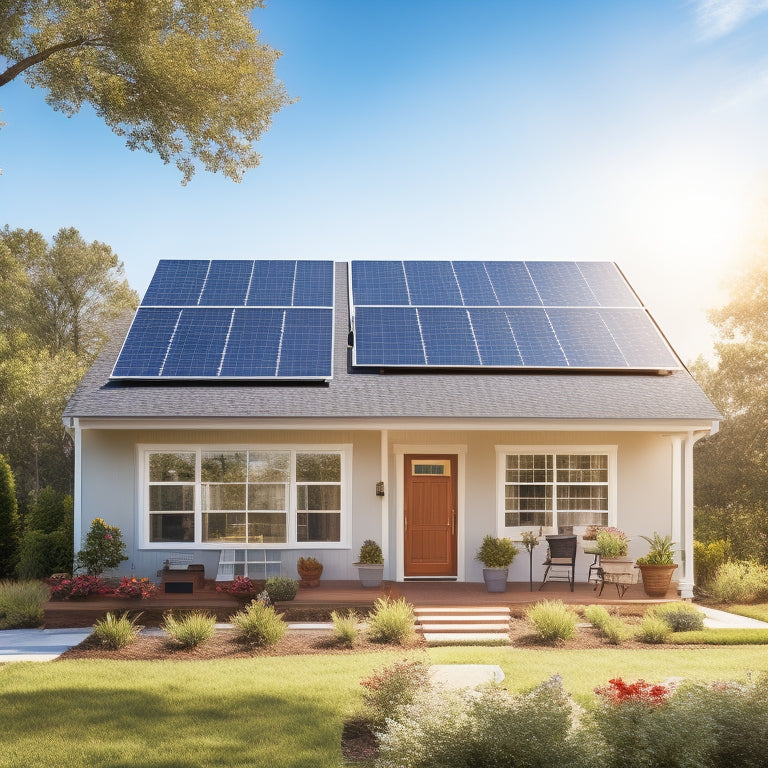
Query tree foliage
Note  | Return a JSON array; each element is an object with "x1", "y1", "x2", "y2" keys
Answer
[
  {"x1": 0, "y1": 0, "x2": 292, "y2": 183},
  {"x1": 0, "y1": 453, "x2": 20, "y2": 578}
]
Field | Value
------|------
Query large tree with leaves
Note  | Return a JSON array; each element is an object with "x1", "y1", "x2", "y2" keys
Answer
[{"x1": 0, "y1": 0, "x2": 292, "y2": 183}]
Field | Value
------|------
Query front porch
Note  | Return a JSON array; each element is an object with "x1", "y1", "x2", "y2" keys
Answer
[{"x1": 43, "y1": 579, "x2": 679, "y2": 628}]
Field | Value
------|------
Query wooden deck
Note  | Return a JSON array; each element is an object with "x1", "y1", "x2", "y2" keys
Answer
[{"x1": 43, "y1": 579, "x2": 678, "y2": 628}]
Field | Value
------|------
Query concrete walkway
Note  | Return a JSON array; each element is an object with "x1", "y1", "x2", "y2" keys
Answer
[
  {"x1": 697, "y1": 605, "x2": 768, "y2": 630},
  {"x1": 0, "y1": 628, "x2": 92, "y2": 662}
]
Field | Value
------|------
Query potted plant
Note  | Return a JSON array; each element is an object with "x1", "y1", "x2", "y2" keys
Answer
[
  {"x1": 296, "y1": 556, "x2": 323, "y2": 588},
  {"x1": 595, "y1": 527, "x2": 636, "y2": 577},
  {"x1": 475, "y1": 534, "x2": 519, "y2": 592},
  {"x1": 637, "y1": 532, "x2": 678, "y2": 597},
  {"x1": 354, "y1": 539, "x2": 385, "y2": 588}
]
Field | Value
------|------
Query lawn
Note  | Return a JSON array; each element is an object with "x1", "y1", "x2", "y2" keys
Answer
[
  {"x1": 726, "y1": 602, "x2": 768, "y2": 623},
  {"x1": 2, "y1": 646, "x2": 767, "y2": 768}
]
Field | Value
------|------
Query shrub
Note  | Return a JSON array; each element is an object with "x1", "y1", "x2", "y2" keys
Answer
[
  {"x1": 595, "y1": 527, "x2": 630, "y2": 558},
  {"x1": 26, "y1": 488, "x2": 74, "y2": 535},
  {"x1": 694, "y1": 539, "x2": 731, "y2": 587},
  {"x1": 635, "y1": 613, "x2": 672, "y2": 644},
  {"x1": 330, "y1": 609, "x2": 358, "y2": 646},
  {"x1": 91, "y1": 611, "x2": 142, "y2": 650},
  {"x1": 357, "y1": 539, "x2": 383, "y2": 564},
  {"x1": 0, "y1": 454, "x2": 20, "y2": 578},
  {"x1": 114, "y1": 576, "x2": 159, "y2": 599},
  {"x1": 526, "y1": 600, "x2": 577, "y2": 642},
  {"x1": 367, "y1": 596, "x2": 415, "y2": 644},
  {"x1": 163, "y1": 611, "x2": 217, "y2": 648},
  {"x1": 216, "y1": 575, "x2": 255, "y2": 595},
  {"x1": 359, "y1": 658, "x2": 430, "y2": 727},
  {"x1": 74, "y1": 518, "x2": 127, "y2": 576},
  {"x1": 15, "y1": 529, "x2": 73, "y2": 580},
  {"x1": 636, "y1": 532, "x2": 676, "y2": 565},
  {"x1": 50, "y1": 574, "x2": 110, "y2": 600},
  {"x1": 0, "y1": 579, "x2": 49, "y2": 628},
  {"x1": 584, "y1": 604, "x2": 630, "y2": 644},
  {"x1": 231, "y1": 600, "x2": 286, "y2": 646},
  {"x1": 475, "y1": 535, "x2": 518, "y2": 567},
  {"x1": 652, "y1": 602, "x2": 705, "y2": 632},
  {"x1": 264, "y1": 576, "x2": 298, "y2": 602},
  {"x1": 709, "y1": 560, "x2": 768, "y2": 603}
]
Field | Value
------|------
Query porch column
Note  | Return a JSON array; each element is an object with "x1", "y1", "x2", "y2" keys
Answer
[
  {"x1": 380, "y1": 429, "x2": 389, "y2": 580},
  {"x1": 73, "y1": 419, "x2": 83, "y2": 554},
  {"x1": 670, "y1": 436, "x2": 688, "y2": 597}
]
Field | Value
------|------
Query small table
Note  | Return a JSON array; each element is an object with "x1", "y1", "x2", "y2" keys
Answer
[{"x1": 583, "y1": 545, "x2": 601, "y2": 585}]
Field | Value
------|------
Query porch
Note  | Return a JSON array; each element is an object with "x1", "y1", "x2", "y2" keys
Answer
[{"x1": 43, "y1": 579, "x2": 678, "y2": 628}]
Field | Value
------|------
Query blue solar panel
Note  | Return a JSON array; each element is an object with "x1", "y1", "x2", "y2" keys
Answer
[
  {"x1": 578, "y1": 262, "x2": 640, "y2": 307},
  {"x1": 245, "y1": 261, "x2": 296, "y2": 306},
  {"x1": 351, "y1": 261, "x2": 410, "y2": 305},
  {"x1": 198, "y1": 260, "x2": 253, "y2": 306},
  {"x1": 453, "y1": 262, "x2": 499, "y2": 305},
  {"x1": 218, "y1": 308, "x2": 284, "y2": 377},
  {"x1": 160, "y1": 308, "x2": 233, "y2": 377},
  {"x1": 142, "y1": 261, "x2": 210, "y2": 305},
  {"x1": 112, "y1": 308, "x2": 181, "y2": 377},
  {"x1": 526, "y1": 262, "x2": 596, "y2": 306},
  {"x1": 404, "y1": 262, "x2": 463, "y2": 306},
  {"x1": 484, "y1": 262, "x2": 541, "y2": 306},
  {"x1": 505, "y1": 308, "x2": 568, "y2": 367},
  {"x1": 278, "y1": 309, "x2": 334, "y2": 377},
  {"x1": 293, "y1": 261, "x2": 335, "y2": 307},
  {"x1": 419, "y1": 308, "x2": 480, "y2": 365},
  {"x1": 469, "y1": 309, "x2": 524, "y2": 366},
  {"x1": 546, "y1": 309, "x2": 626, "y2": 367},
  {"x1": 599, "y1": 309, "x2": 679, "y2": 369},
  {"x1": 353, "y1": 307, "x2": 425, "y2": 366}
]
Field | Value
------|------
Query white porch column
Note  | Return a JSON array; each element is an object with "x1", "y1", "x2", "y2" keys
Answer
[
  {"x1": 671, "y1": 435, "x2": 684, "y2": 592},
  {"x1": 72, "y1": 418, "x2": 83, "y2": 553},
  {"x1": 380, "y1": 429, "x2": 390, "y2": 580},
  {"x1": 680, "y1": 433, "x2": 696, "y2": 598}
]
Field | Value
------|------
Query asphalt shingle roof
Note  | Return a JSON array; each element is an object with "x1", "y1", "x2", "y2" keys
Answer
[{"x1": 64, "y1": 264, "x2": 721, "y2": 423}]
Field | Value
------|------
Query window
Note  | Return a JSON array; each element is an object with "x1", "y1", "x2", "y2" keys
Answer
[
  {"x1": 497, "y1": 447, "x2": 615, "y2": 533},
  {"x1": 142, "y1": 446, "x2": 349, "y2": 547}
]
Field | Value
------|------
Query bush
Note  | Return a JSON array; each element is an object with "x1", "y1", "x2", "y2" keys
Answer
[
  {"x1": 635, "y1": 613, "x2": 672, "y2": 644},
  {"x1": 114, "y1": 576, "x2": 159, "y2": 599},
  {"x1": 0, "y1": 454, "x2": 20, "y2": 579},
  {"x1": 264, "y1": 576, "x2": 298, "y2": 602},
  {"x1": 652, "y1": 602, "x2": 705, "y2": 632},
  {"x1": 475, "y1": 534, "x2": 518, "y2": 567},
  {"x1": 50, "y1": 574, "x2": 110, "y2": 600},
  {"x1": 584, "y1": 604, "x2": 630, "y2": 644},
  {"x1": 163, "y1": 611, "x2": 217, "y2": 648},
  {"x1": 26, "y1": 488, "x2": 74, "y2": 535},
  {"x1": 231, "y1": 600, "x2": 286, "y2": 646},
  {"x1": 694, "y1": 539, "x2": 731, "y2": 588},
  {"x1": 709, "y1": 560, "x2": 768, "y2": 603},
  {"x1": 359, "y1": 658, "x2": 430, "y2": 727},
  {"x1": 91, "y1": 611, "x2": 142, "y2": 649},
  {"x1": 367, "y1": 596, "x2": 415, "y2": 645},
  {"x1": 74, "y1": 518, "x2": 128, "y2": 576},
  {"x1": 330, "y1": 609, "x2": 358, "y2": 646},
  {"x1": 357, "y1": 539, "x2": 383, "y2": 564},
  {"x1": 0, "y1": 579, "x2": 49, "y2": 628},
  {"x1": 15, "y1": 528, "x2": 73, "y2": 580},
  {"x1": 526, "y1": 600, "x2": 577, "y2": 642}
]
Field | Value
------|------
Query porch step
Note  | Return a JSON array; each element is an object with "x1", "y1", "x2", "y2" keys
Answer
[{"x1": 414, "y1": 606, "x2": 511, "y2": 645}]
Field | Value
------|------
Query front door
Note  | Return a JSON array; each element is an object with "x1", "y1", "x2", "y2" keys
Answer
[{"x1": 404, "y1": 455, "x2": 457, "y2": 577}]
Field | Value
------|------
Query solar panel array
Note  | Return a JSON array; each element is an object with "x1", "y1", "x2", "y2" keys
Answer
[
  {"x1": 111, "y1": 260, "x2": 335, "y2": 380},
  {"x1": 350, "y1": 261, "x2": 681, "y2": 371}
]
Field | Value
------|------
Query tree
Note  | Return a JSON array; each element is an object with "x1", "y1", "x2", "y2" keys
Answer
[
  {"x1": 0, "y1": 0, "x2": 292, "y2": 183},
  {"x1": 0, "y1": 453, "x2": 20, "y2": 577}
]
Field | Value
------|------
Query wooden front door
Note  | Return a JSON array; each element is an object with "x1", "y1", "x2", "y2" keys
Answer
[{"x1": 404, "y1": 455, "x2": 457, "y2": 577}]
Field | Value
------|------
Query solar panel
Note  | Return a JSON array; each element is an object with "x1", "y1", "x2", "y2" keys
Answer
[
  {"x1": 111, "y1": 260, "x2": 335, "y2": 380},
  {"x1": 349, "y1": 260, "x2": 681, "y2": 371}
]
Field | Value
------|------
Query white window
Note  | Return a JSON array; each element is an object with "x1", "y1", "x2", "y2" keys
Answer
[
  {"x1": 496, "y1": 446, "x2": 616, "y2": 534},
  {"x1": 140, "y1": 445, "x2": 350, "y2": 548}
]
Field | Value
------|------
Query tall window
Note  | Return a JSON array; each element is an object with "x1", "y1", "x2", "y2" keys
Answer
[
  {"x1": 143, "y1": 446, "x2": 347, "y2": 547},
  {"x1": 498, "y1": 448, "x2": 614, "y2": 533}
]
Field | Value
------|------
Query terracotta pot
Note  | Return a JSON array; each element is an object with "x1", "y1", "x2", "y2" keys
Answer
[
  {"x1": 638, "y1": 563, "x2": 678, "y2": 597},
  {"x1": 297, "y1": 566, "x2": 323, "y2": 588}
]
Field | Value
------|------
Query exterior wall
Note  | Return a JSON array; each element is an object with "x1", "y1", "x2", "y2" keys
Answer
[{"x1": 78, "y1": 425, "x2": 677, "y2": 584}]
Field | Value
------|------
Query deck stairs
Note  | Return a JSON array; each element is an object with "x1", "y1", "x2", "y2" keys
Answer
[{"x1": 414, "y1": 605, "x2": 512, "y2": 645}]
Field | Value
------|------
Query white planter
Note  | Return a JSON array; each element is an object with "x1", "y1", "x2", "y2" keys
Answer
[
  {"x1": 482, "y1": 567, "x2": 509, "y2": 593},
  {"x1": 355, "y1": 563, "x2": 384, "y2": 588}
]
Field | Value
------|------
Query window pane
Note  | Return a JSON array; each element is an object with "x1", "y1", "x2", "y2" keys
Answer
[
  {"x1": 297, "y1": 512, "x2": 341, "y2": 542},
  {"x1": 149, "y1": 452, "x2": 195, "y2": 482},
  {"x1": 505, "y1": 484, "x2": 552, "y2": 511},
  {"x1": 297, "y1": 484, "x2": 341, "y2": 511},
  {"x1": 247, "y1": 513, "x2": 287, "y2": 543},
  {"x1": 149, "y1": 485, "x2": 194, "y2": 512},
  {"x1": 556, "y1": 454, "x2": 608, "y2": 483},
  {"x1": 506, "y1": 454, "x2": 552, "y2": 483},
  {"x1": 201, "y1": 451, "x2": 246, "y2": 482},
  {"x1": 202, "y1": 483, "x2": 246, "y2": 511},
  {"x1": 557, "y1": 485, "x2": 608, "y2": 510},
  {"x1": 505, "y1": 511, "x2": 551, "y2": 527},
  {"x1": 296, "y1": 452, "x2": 341, "y2": 482},
  {"x1": 150, "y1": 513, "x2": 194, "y2": 542},
  {"x1": 202, "y1": 512, "x2": 246, "y2": 542},
  {"x1": 558, "y1": 510, "x2": 608, "y2": 526},
  {"x1": 248, "y1": 451, "x2": 290, "y2": 482},
  {"x1": 247, "y1": 484, "x2": 286, "y2": 511}
]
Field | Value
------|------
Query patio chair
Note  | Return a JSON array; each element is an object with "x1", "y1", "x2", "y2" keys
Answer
[{"x1": 538, "y1": 534, "x2": 577, "y2": 592}]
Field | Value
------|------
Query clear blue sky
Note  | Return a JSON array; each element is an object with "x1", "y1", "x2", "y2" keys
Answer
[{"x1": 3, "y1": 0, "x2": 768, "y2": 361}]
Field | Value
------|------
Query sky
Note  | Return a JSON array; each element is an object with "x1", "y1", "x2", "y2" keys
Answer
[{"x1": 3, "y1": 0, "x2": 768, "y2": 363}]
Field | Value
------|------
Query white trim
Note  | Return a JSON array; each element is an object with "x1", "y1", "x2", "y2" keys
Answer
[
  {"x1": 393, "y1": 444, "x2": 467, "y2": 582},
  {"x1": 136, "y1": 443, "x2": 353, "y2": 550},
  {"x1": 494, "y1": 444, "x2": 618, "y2": 536},
  {"x1": 671, "y1": 436, "x2": 683, "y2": 578},
  {"x1": 72, "y1": 418, "x2": 82, "y2": 551},
  {"x1": 380, "y1": 430, "x2": 390, "y2": 579}
]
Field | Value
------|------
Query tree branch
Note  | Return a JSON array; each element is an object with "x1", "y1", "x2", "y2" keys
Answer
[{"x1": 0, "y1": 38, "x2": 98, "y2": 87}]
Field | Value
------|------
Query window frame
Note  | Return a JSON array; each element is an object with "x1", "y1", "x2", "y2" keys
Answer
[
  {"x1": 495, "y1": 445, "x2": 617, "y2": 536},
  {"x1": 138, "y1": 443, "x2": 352, "y2": 549}
]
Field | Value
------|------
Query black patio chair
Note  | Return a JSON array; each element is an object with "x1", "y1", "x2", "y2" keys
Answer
[{"x1": 538, "y1": 534, "x2": 577, "y2": 592}]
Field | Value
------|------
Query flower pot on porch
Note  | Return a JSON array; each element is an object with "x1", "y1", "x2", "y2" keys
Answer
[
  {"x1": 638, "y1": 563, "x2": 678, "y2": 598},
  {"x1": 355, "y1": 563, "x2": 384, "y2": 588},
  {"x1": 599, "y1": 557, "x2": 637, "y2": 576},
  {"x1": 482, "y1": 567, "x2": 509, "y2": 593}
]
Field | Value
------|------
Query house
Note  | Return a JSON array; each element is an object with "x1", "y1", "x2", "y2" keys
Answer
[{"x1": 63, "y1": 260, "x2": 720, "y2": 597}]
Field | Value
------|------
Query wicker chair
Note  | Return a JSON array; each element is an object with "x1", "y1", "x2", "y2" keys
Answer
[{"x1": 538, "y1": 534, "x2": 577, "y2": 592}]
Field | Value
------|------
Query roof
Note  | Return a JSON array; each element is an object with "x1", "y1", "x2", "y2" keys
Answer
[{"x1": 64, "y1": 263, "x2": 721, "y2": 423}]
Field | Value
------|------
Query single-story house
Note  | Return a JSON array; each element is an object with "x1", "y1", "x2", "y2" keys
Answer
[{"x1": 63, "y1": 260, "x2": 720, "y2": 597}]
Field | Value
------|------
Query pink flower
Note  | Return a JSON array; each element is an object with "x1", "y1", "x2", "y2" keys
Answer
[{"x1": 104, "y1": 533, "x2": 113, "y2": 540}]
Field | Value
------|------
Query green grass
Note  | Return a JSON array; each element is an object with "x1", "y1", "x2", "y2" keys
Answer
[
  {"x1": 667, "y1": 628, "x2": 768, "y2": 645},
  {"x1": 726, "y1": 603, "x2": 768, "y2": 623},
  {"x1": 1, "y1": 647, "x2": 767, "y2": 767}
]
